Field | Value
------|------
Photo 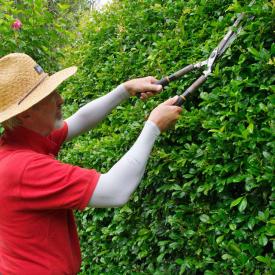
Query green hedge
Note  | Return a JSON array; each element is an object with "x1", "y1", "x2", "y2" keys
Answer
[
  {"x1": 60, "y1": 0, "x2": 274, "y2": 274},
  {"x1": 0, "y1": 0, "x2": 89, "y2": 135},
  {"x1": 0, "y1": 0, "x2": 88, "y2": 72}
]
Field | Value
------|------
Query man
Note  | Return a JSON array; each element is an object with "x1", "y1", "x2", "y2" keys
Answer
[{"x1": 0, "y1": 53, "x2": 182, "y2": 274}]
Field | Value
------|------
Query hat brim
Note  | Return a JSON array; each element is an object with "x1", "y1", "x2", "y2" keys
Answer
[{"x1": 0, "y1": 66, "x2": 77, "y2": 123}]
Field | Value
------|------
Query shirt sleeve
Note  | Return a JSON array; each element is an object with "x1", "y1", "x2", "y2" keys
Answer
[{"x1": 19, "y1": 154, "x2": 100, "y2": 211}]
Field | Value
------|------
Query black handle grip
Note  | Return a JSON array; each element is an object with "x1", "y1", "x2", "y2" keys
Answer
[
  {"x1": 155, "y1": 64, "x2": 195, "y2": 88},
  {"x1": 173, "y1": 96, "x2": 185, "y2": 107},
  {"x1": 182, "y1": 75, "x2": 207, "y2": 98},
  {"x1": 155, "y1": 77, "x2": 170, "y2": 87},
  {"x1": 170, "y1": 64, "x2": 194, "y2": 81}
]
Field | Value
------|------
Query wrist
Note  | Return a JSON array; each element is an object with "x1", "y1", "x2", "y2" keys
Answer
[
  {"x1": 145, "y1": 120, "x2": 161, "y2": 136},
  {"x1": 123, "y1": 81, "x2": 135, "y2": 96},
  {"x1": 118, "y1": 84, "x2": 131, "y2": 99}
]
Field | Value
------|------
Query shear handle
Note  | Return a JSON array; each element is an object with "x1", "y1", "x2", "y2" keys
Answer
[
  {"x1": 156, "y1": 64, "x2": 195, "y2": 87},
  {"x1": 173, "y1": 74, "x2": 208, "y2": 106}
]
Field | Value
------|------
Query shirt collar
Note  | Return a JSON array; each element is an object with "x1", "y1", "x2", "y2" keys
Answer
[{"x1": 0, "y1": 126, "x2": 58, "y2": 156}]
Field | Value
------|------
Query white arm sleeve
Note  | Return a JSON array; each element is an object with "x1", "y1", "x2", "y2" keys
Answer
[
  {"x1": 65, "y1": 84, "x2": 130, "y2": 141},
  {"x1": 89, "y1": 120, "x2": 161, "y2": 208}
]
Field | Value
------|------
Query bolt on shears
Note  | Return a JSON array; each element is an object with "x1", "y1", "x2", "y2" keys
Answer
[{"x1": 155, "y1": 9, "x2": 254, "y2": 107}]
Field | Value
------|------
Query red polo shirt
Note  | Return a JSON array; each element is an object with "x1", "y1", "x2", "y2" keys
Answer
[{"x1": 0, "y1": 123, "x2": 100, "y2": 274}]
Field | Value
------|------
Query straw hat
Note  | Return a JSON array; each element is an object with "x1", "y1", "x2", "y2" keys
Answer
[{"x1": 0, "y1": 53, "x2": 77, "y2": 123}]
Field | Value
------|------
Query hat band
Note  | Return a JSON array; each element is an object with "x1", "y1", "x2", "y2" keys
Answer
[{"x1": 18, "y1": 74, "x2": 48, "y2": 105}]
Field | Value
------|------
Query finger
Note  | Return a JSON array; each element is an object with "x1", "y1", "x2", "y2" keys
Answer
[
  {"x1": 151, "y1": 89, "x2": 162, "y2": 94},
  {"x1": 148, "y1": 76, "x2": 158, "y2": 83},
  {"x1": 140, "y1": 93, "x2": 145, "y2": 100},
  {"x1": 140, "y1": 93, "x2": 148, "y2": 100},
  {"x1": 145, "y1": 83, "x2": 162, "y2": 93},
  {"x1": 162, "y1": 95, "x2": 179, "y2": 105},
  {"x1": 145, "y1": 92, "x2": 154, "y2": 98},
  {"x1": 175, "y1": 106, "x2": 183, "y2": 113},
  {"x1": 149, "y1": 77, "x2": 163, "y2": 91},
  {"x1": 168, "y1": 105, "x2": 182, "y2": 114}
]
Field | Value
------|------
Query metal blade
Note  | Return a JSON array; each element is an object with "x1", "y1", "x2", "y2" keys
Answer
[
  {"x1": 216, "y1": 13, "x2": 244, "y2": 58},
  {"x1": 216, "y1": 0, "x2": 256, "y2": 58},
  {"x1": 217, "y1": 25, "x2": 243, "y2": 57}
]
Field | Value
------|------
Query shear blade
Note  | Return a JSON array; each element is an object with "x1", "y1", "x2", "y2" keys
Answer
[{"x1": 218, "y1": 25, "x2": 243, "y2": 57}]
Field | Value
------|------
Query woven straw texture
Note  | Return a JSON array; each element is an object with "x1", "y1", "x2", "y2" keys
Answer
[
  {"x1": 0, "y1": 53, "x2": 77, "y2": 123},
  {"x1": 0, "y1": 53, "x2": 48, "y2": 112}
]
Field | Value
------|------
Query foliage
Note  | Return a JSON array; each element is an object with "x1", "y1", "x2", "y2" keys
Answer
[
  {"x1": 59, "y1": 0, "x2": 275, "y2": 273},
  {"x1": 0, "y1": 0, "x2": 90, "y2": 72},
  {"x1": 6, "y1": 0, "x2": 274, "y2": 273},
  {"x1": 0, "y1": 0, "x2": 90, "y2": 134}
]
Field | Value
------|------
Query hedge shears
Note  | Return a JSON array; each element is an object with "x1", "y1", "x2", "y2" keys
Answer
[{"x1": 155, "y1": 9, "x2": 254, "y2": 107}]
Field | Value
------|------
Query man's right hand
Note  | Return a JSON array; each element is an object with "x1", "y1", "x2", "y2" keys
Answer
[{"x1": 148, "y1": 96, "x2": 182, "y2": 132}]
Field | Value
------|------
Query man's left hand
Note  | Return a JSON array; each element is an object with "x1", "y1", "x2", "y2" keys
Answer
[{"x1": 123, "y1": 76, "x2": 163, "y2": 100}]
